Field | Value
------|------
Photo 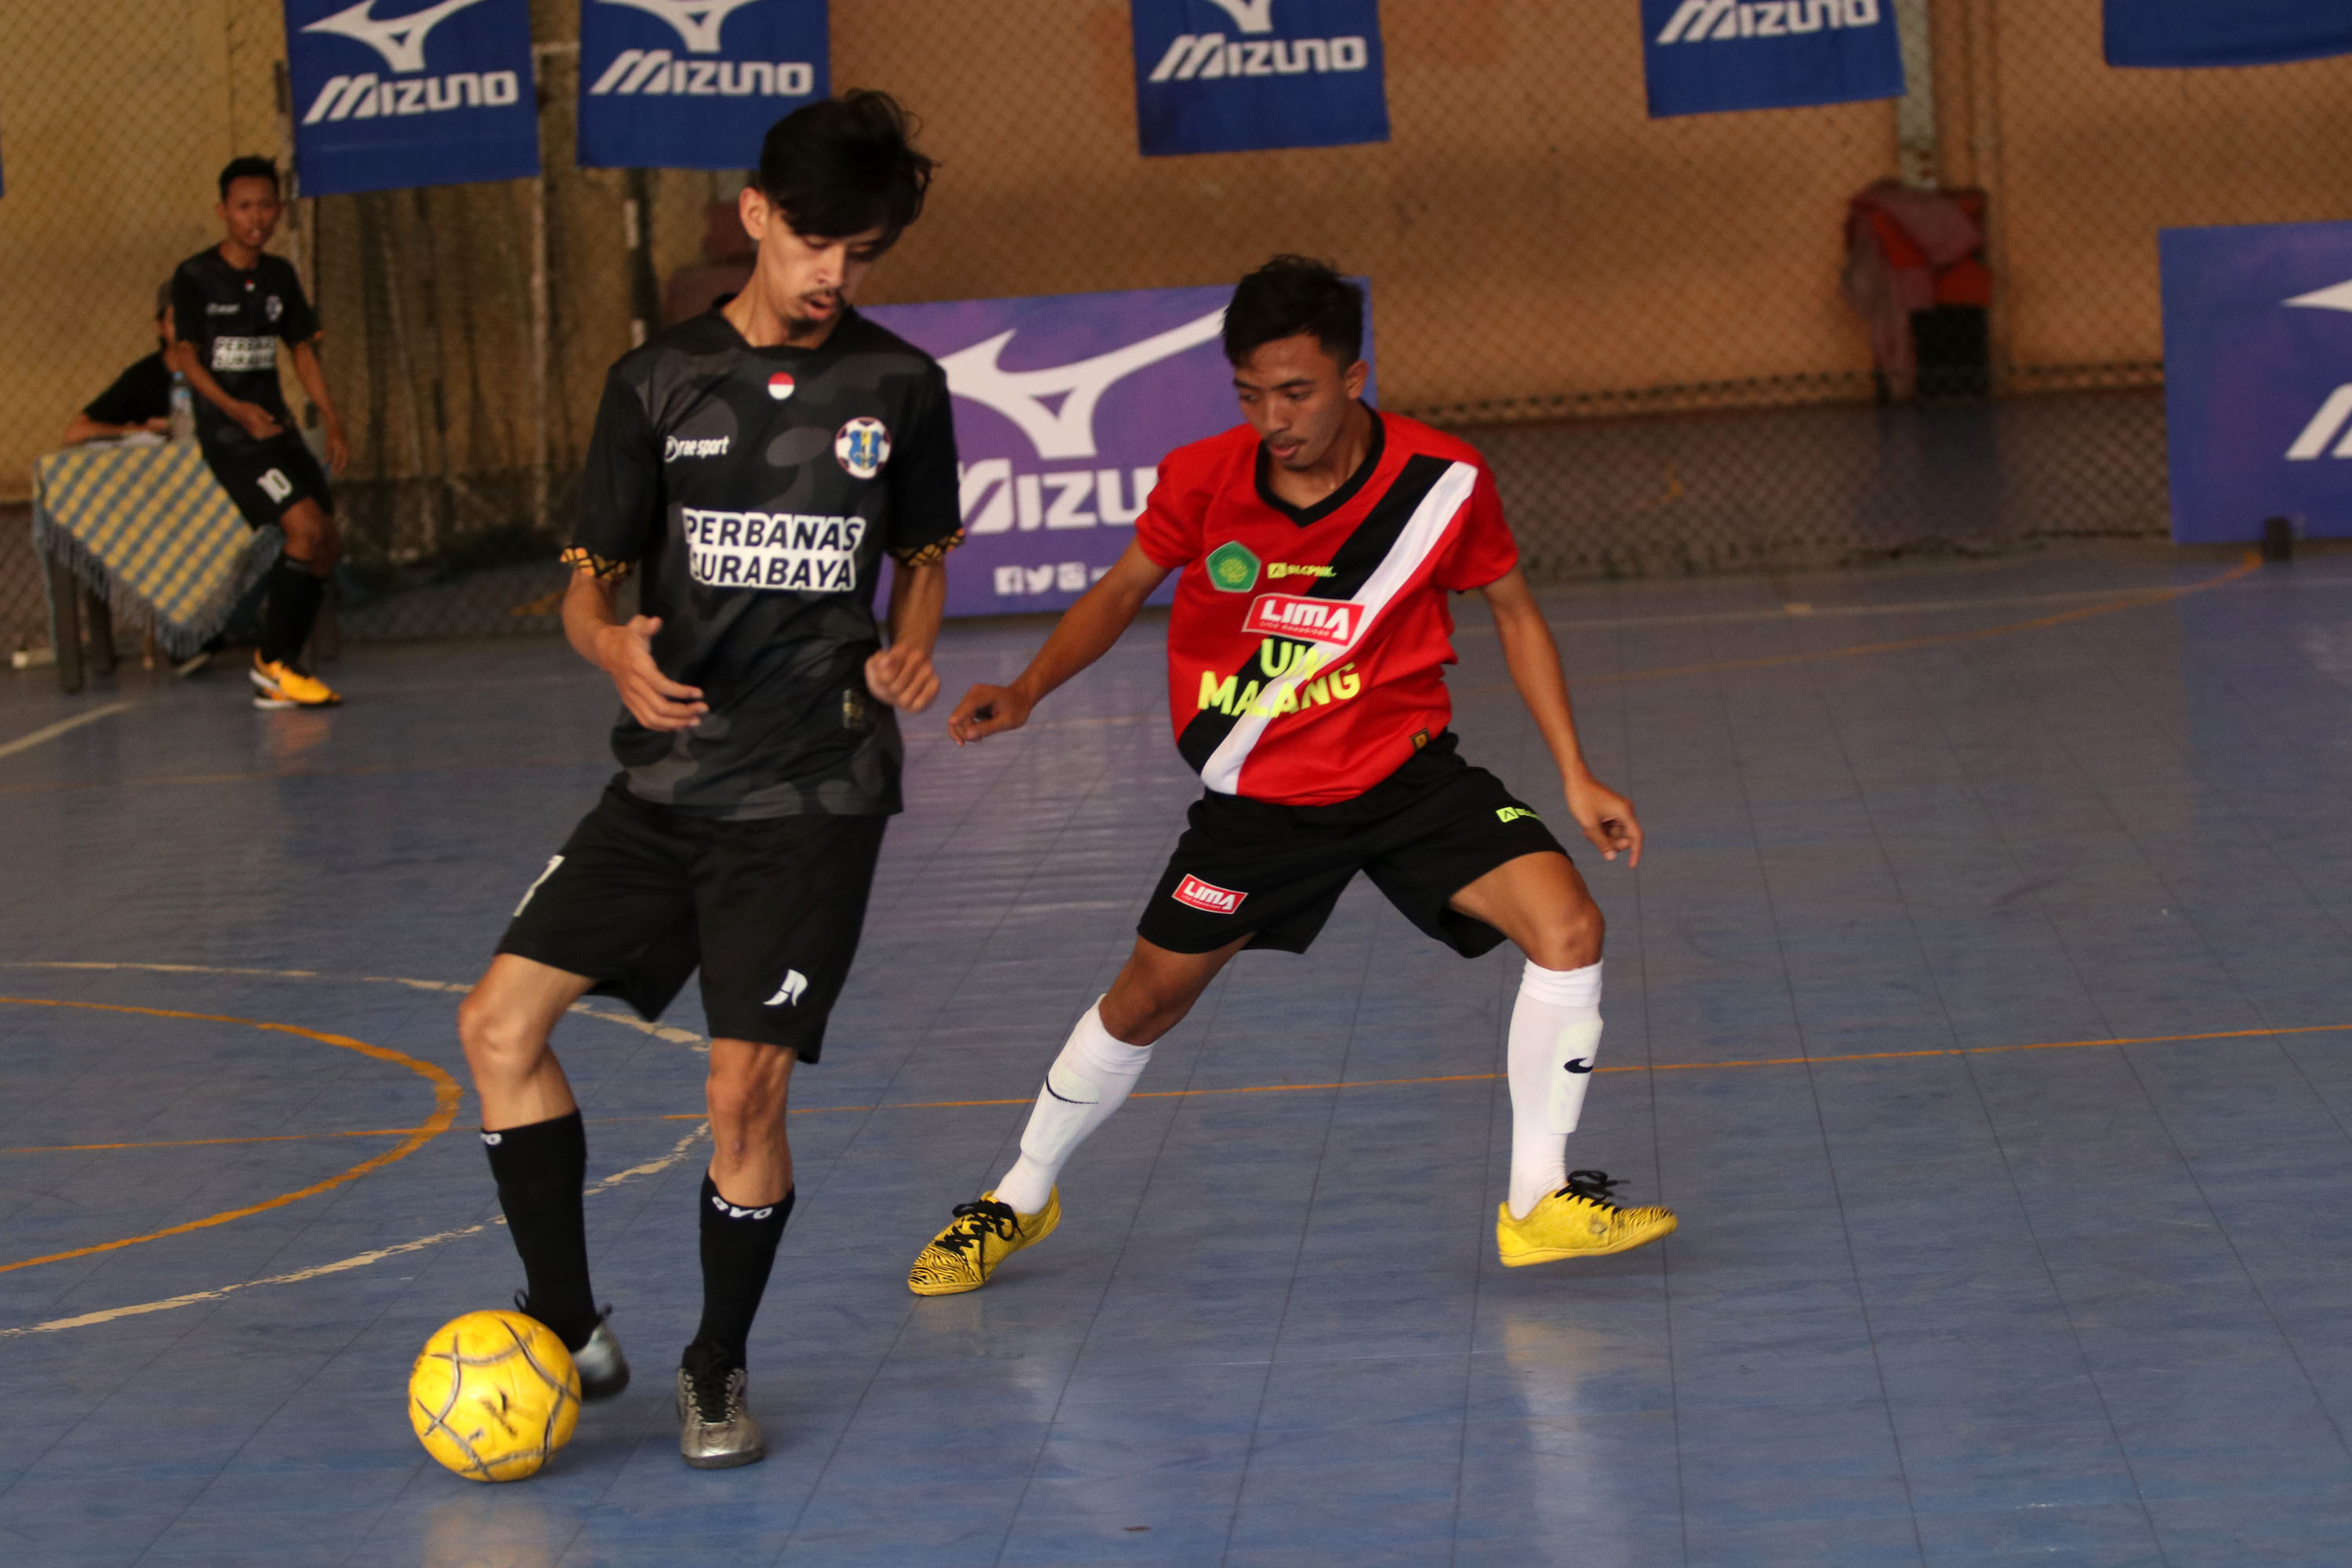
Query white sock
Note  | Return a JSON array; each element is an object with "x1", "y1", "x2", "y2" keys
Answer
[
  {"x1": 992, "y1": 1001, "x2": 1150, "y2": 1215},
  {"x1": 1506, "y1": 959, "x2": 1603, "y2": 1221}
]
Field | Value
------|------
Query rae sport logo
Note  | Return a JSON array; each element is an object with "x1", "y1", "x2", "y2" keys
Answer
[
  {"x1": 1242, "y1": 593, "x2": 1360, "y2": 646},
  {"x1": 1171, "y1": 874, "x2": 1246, "y2": 915}
]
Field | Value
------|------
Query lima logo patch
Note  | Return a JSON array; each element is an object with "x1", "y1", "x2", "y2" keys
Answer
[
  {"x1": 764, "y1": 969, "x2": 808, "y2": 1007},
  {"x1": 834, "y1": 417, "x2": 890, "y2": 478}
]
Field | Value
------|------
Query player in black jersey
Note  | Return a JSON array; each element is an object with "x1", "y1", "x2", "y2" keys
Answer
[
  {"x1": 64, "y1": 285, "x2": 176, "y2": 447},
  {"x1": 453, "y1": 93, "x2": 958, "y2": 1470},
  {"x1": 170, "y1": 156, "x2": 351, "y2": 710}
]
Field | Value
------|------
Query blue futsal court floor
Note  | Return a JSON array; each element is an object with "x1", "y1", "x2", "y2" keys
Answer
[{"x1": 5, "y1": 543, "x2": 2352, "y2": 1566}]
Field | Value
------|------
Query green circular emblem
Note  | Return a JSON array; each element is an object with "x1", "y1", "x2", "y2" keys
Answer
[{"x1": 1206, "y1": 540, "x2": 1261, "y2": 593}]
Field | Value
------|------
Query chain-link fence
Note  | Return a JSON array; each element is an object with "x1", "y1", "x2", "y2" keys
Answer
[{"x1": 5, "y1": 1, "x2": 2350, "y2": 661}]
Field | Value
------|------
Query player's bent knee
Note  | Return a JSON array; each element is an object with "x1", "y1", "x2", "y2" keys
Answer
[
  {"x1": 704, "y1": 1047, "x2": 791, "y2": 1127},
  {"x1": 1524, "y1": 899, "x2": 1604, "y2": 972},
  {"x1": 456, "y1": 993, "x2": 550, "y2": 1083}
]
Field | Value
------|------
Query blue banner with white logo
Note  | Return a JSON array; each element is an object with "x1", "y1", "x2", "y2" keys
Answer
[
  {"x1": 1642, "y1": 0, "x2": 1904, "y2": 118},
  {"x1": 578, "y1": 0, "x2": 829, "y2": 170},
  {"x1": 1130, "y1": 0, "x2": 1388, "y2": 158},
  {"x1": 2161, "y1": 223, "x2": 2352, "y2": 544},
  {"x1": 2107, "y1": 2, "x2": 2352, "y2": 68},
  {"x1": 285, "y1": 0, "x2": 539, "y2": 198}
]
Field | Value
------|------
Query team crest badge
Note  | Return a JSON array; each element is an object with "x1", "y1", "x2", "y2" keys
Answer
[
  {"x1": 767, "y1": 372, "x2": 795, "y2": 401},
  {"x1": 265, "y1": 295, "x2": 283, "y2": 321},
  {"x1": 1206, "y1": 540, "x2": 1261, "y2": 593},
  {"x1": 834, "y1": 417, "x2": 891, "y2": 478}
]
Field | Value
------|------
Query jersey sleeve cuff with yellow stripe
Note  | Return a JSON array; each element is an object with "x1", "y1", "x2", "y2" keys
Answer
[
  {"x1": 889, "y1": 529, "x2": 964, "y2": 569},
  {"x1": 560, "y1": 546, "x2": 634, "y2": 581}
]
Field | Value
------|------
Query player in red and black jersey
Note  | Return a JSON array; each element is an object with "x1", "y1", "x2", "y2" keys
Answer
[{"x1": 907, "y1": 257, "x2": 1676, "y2": 1296}]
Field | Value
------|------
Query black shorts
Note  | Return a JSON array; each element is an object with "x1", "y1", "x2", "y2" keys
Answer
[
  {"x1": 202, "y1": 433, "x2": 333, "y2": 531},
  {"x1": 495, "y1": 782, "x2": 888, "y2": 1060},
  {"x1": 1137, "y1": 732, "x2": 1569, "y2": 958}
]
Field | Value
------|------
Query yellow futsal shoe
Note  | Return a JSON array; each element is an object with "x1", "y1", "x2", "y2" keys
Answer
[
  {"x1": 907, "y1": 1189, "x2": 1060, "y2": 1296},
  {"x1": 251, "y1": 655, "x2": 343, "y2": 710},
  {"x1": 1497, "y1": 1169, "x2": 1677, "y2": 1267}
]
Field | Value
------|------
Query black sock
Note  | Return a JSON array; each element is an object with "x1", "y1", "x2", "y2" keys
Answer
[
  {"x1": 483, "y1": 1111, "x2": 597, "y2": 1351},
  {"x1": 687, "y1": 1174, "x2": 793, "y2": 1371},
  {"x1": 259, "y1": 556, "x2": 325, "y2": 666}
]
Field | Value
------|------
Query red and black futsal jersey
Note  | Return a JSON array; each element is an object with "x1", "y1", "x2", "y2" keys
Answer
[{"x1": 1134, "y1": 411, "x2": 1519, "y2": 807}]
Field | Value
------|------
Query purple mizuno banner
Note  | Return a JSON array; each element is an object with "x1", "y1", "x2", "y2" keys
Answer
[
  {"x1": 867, "y1": 282, "x2": 1377, "y2": 619},
  {"x1": 2160, "y1": 220, "x2": 2352, "y2": 543}
]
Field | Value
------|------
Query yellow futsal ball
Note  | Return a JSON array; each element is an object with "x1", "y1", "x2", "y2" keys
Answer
[{"x1": 408, "y1": 1309, "x2": 581, "y2": 1483}]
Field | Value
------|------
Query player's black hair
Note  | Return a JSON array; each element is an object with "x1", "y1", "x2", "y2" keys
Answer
[
  {"x1": 217, "y1": 156, "x2": 279, "y2": 200},
  {"x1": 1222, "y1": 256, "x2": 1364, "y2": 368},
  {"x1": 757, "y1": 91, "x2": 933, "y2": 251}
]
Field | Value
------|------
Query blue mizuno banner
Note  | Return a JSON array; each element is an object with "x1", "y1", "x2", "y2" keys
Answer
[
  {"x1": 1642, "y1": 0, "x2": 1904, "y2": 118},
  {"x1": 2161, "y1": 222, "x2": 2352, "y2": 544},
  {"x1": 1131, "y1": 0, "x2": 1388, "y2": 158},
  {"x1": 867, "y1": 281, "x2": 1375, "y2": 617},
  {"x1": 2107, "y1": 2, "x2": 2352, "y2": 68},
  {"x1": 579, "y1": 0, "x2": 829, "y2": 170},
  {"x1": 286, "y1": 0, "x2": 539, "y2": 198}
]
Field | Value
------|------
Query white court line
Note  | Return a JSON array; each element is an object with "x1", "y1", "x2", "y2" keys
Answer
[
  {"x1": 0, "y1": 963, "x2": 710, "y2": 1337},
  {"x1": 0, "y1": 702, "x2": 130, "y2": 760},
  {"x1": 0, "y1": 1126, "x2": 709, "y2": 1338}
]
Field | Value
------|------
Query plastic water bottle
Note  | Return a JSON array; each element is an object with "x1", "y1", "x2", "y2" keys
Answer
[{"x1": 168, "y1": 372, "x2": 195, "y2": 443}]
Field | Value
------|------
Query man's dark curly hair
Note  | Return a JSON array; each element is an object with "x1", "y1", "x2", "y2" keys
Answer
[
  {"x1": 757, "y1": 90, "x2": 934, "y2": 252},
  {"x1": 1222, "y1": 255, "x2": 1363, "y2": 367},
  {"x1": 217, "y1": 155, "x2": 279, "y2": 200}
]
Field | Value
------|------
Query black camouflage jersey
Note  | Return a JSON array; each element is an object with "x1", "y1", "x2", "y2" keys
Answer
[
  {"x1": 566, "y1": 303, "x2": 960, "y2": 818},
  {"x1": 169, "y1": 249, "x2": 319, "y2": 454}
]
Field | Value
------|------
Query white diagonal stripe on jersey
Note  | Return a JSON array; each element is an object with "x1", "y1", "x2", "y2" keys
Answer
[{"x1": 1199, "y1": 459, "x2": 1480, "y2": 796}]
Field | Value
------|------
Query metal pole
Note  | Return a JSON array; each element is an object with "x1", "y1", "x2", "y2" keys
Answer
[
  {"x1": 1895, "y1": 0, "x2": 1938, "y2": 188},
  {"x1": 528, "y1": 171, "x2": 551, "y2": 538}
]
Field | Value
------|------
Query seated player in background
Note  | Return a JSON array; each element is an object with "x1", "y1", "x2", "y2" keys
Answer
[
  {"x1": 61, "y1": 285, "x2": 176, "y2": 447},
  {"x1": 454, "y1": 93, "x2": 959, "y2": 1471},
  {"x1": 909, "y1": 256, "x2": 1676, "y2": 1297},
  {"x1": 169, "y1": 156, "x2": 350, "y2": 710}
]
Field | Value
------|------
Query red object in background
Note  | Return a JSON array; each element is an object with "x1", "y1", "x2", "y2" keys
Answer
[
  {"x1": 1842, "y1": 182, "x2": 1992, "y2": 399},
  {"x1": 663, "y1": 201, "x2": 758, "y2": 326}
]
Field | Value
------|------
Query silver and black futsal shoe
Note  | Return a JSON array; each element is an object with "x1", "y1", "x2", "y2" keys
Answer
[
  {"x1": 573, "y1": 1315, "x2": 630, "y2": 1403},
  {"x1": 677, "y1": 1351, "x2": 765, "y2": 1469}
]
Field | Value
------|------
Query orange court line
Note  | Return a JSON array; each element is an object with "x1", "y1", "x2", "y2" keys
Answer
[
  {"x1": 587, "y1": 1015, "x2": 2348, "y2": 1123},
  {"x1": 2, "y1": 1127, "x2": 430, "y2": 1156},
  {"x1": 0, "y1": 998, "x2": 462, "y2": 1275},
  {"x1": 19, "y1": 1011, "x2": 2347, "y2": 1158}
]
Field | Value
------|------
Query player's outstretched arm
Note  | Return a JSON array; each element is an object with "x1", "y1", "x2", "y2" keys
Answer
[
  {"x1": 949, "y1": 540, "x2": 1172, "y2": 745},
  {"x1": 561, "y1": 568, "x2": 708, "y2": 731},
  {"x1": 1480, "y1": 567, "x2": 1643, "y2": 866},
  {"x1": 867, "y1": 557, "x2": 946, "y2": 712}
]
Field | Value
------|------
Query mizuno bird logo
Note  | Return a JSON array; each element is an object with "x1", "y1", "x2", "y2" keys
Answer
[
  {"x1": 302, "y1": 0, "x2": 487, "y2": 74},
  {"x1": 1203, "y1": 0, "x2": 1278, "y2": 34},
  {"x1": 597, "y1": 0, "x2": 768, "y2": 54},
  {"x1": 935, "y1": 307, "x2": 1225, "y2": 462}
]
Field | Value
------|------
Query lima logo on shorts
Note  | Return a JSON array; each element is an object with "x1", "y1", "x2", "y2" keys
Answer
[
  {"x1": 764, "y1": 969, "x2": 808, "y2": 1007},
  {"x1": 834, "y1": 418, "x2": 890, "y2": 479}
]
